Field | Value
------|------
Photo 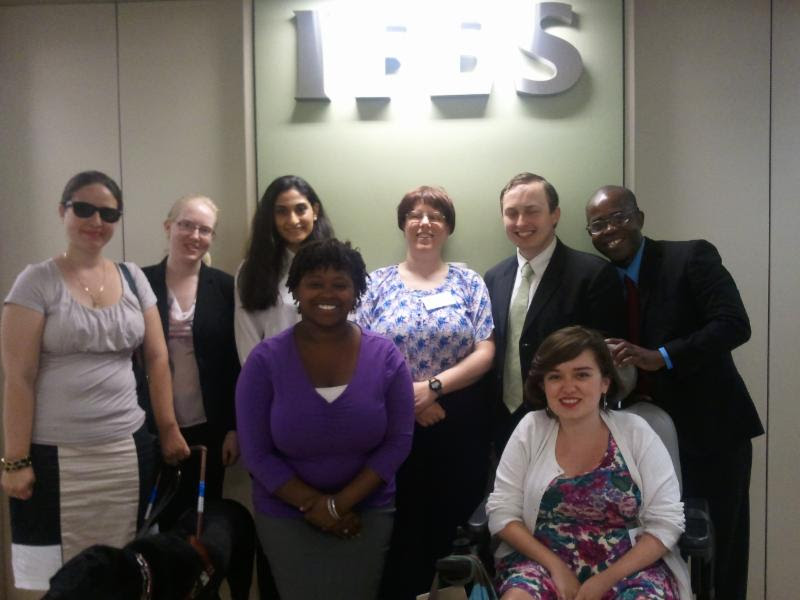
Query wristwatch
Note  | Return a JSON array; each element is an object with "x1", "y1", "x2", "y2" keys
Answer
[{"x1": 428, "y1": 377, "x2": 443, "y2": 396}]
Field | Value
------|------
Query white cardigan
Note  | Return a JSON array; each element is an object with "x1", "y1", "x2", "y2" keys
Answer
[{"x1": 487, "y1": 410, "x2": 692, "y2": 600}]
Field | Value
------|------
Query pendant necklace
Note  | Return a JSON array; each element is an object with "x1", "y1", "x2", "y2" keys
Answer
[{"x1": 64, "y1": 253, "x2": 107, "y2": 308}]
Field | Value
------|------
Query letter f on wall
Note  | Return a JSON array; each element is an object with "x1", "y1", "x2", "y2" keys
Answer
[{"x1": 517, "y1": 2, "x2": 583, "y2": 96}]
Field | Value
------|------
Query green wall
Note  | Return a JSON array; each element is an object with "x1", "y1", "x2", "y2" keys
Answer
[{"x1": 254, "y1": 0, "x2": 622, "y2": 273}]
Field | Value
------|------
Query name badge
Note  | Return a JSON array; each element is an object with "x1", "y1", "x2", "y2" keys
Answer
[{"x1": 422, "y1": 291, "x2": 459, "y2": 312}]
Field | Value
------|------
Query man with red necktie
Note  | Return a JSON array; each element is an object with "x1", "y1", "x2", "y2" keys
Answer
[{"x1": 585, "y1": 185, "x2": 764, "y2": 600}]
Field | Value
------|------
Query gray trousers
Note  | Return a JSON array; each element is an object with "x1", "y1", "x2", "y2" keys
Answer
[{"x1": 255, "y1": 507, "x2": 394, "y2": 600}]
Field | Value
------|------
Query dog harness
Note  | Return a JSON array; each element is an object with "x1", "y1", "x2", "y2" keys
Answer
[{"x1": 187, "y1": 535, "x2": 216, "y2": 599}]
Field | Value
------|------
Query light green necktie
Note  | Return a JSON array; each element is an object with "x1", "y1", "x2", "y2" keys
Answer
[{"x1": 503, "y1": 262, "x2": 534, "y2": 413}]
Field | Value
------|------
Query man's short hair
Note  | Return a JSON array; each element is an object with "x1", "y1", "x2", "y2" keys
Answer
[{"x1": 500, "y1": 173, "x2": 559, "y2": 212}]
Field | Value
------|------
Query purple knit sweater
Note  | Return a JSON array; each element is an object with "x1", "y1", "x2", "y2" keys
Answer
[{"x1": 236, "y1": 326, "x2": 414, "y2": 517}]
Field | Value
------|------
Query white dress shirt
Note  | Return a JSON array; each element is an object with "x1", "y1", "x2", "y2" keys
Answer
[{"x1": 508, "y1": 236, "x2": 557, "y2": 312}]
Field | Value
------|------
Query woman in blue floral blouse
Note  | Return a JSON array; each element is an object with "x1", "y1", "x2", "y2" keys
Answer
[{"x1": 356, "y1": 185, "x2": 495, "y2": 599}]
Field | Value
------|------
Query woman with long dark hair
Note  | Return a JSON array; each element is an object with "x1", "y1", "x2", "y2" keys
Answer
[{"x1": 235, "y1": 175, "x2": 334, "y2": 363}]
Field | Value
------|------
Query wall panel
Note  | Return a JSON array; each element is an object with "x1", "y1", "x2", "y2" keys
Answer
[
  {"x1": 0, "y1": 4, "x2": 122, "y2": 293},
  {"x1": 629, "y1": 1, "x2": 770, "y2": 597},
  {"x1": 767, "y1": 0, "x2": 800, "y2": 596},
  {"x1": 117, "y1": 0, "x2": 249, "y2": 273}
]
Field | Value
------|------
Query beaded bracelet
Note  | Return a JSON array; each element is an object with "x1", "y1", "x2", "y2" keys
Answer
[{"x1": 1, "y1": 456, "x2": 33, "y2": 472}]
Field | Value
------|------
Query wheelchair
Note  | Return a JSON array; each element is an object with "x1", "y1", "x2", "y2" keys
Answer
[{"x1": 434, "y1": 396, "x2": 715, "y2": 600}]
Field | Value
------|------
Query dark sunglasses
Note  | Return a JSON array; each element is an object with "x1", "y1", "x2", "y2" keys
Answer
[{"x1": 65, "y1": 201, "x2": 123, "y2": 223}]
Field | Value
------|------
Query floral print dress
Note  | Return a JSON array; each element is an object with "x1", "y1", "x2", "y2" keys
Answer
[{"x1": 495, "y1": 435, "x2": 679, "y2": 599}]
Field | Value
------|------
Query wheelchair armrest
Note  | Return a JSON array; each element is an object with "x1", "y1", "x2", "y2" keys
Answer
[
  {"x1": 679, "y1": 497, "x2": 714, "y2": 563},
  {"x1": 435, "y1": 555, "x2": 477, "y2": 586},
  {"x1": 467, "y1": 497, "x2": 489, "y2": 536}
]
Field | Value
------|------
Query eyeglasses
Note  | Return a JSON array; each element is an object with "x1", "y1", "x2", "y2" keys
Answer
[
  {"x1": 586, "y1": 211, "x2": 636, "y2": 235},
  {"x1": 406, "y1": 211, "x2": 446, "y2": 226},
  {"x1": 65, "y1": 201, "x2": 123, "y2": 223},
  {"x1": 175, "y1": 219, "x2": 215, "y2": 238}
]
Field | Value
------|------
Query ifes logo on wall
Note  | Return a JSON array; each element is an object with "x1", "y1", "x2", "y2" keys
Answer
[{"x1": 292, "y1": 2, "x2": 585, "y2": 101}]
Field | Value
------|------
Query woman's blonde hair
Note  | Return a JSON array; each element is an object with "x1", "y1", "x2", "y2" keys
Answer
[{"x1": 166, "y1": 194, "x2": 219, "y2": 265}]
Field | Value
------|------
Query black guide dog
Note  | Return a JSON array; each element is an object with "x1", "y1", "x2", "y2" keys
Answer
[{"x1": 43, "y1": 498, "x2": 255, "y2": 600}]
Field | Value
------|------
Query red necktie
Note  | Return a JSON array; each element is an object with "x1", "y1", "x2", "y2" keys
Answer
[
  {"x1": 625, "y1": 275, "x2": 652, "y2": 397},
  {"x1": 625, "y1": 275, "x2": 641, "y2": 344}
]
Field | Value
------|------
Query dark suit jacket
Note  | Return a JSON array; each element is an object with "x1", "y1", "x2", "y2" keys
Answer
[
  {"x1": 142, "y1": 259, "x2": 240, "y2": 440},
  {"x1": 634, "y1": 238, "x2": 764, "y2": 453},
  {"x1": 485, "y1": 238, "x2": 626, "y2": 412}
]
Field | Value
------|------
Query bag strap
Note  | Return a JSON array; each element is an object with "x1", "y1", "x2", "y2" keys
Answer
[
  {"x1": 119, "y1": 263, "x2": 146, "y2": 368},
  {"x1": 118, "y1": 262, "x2": 140, "y2": 303}
]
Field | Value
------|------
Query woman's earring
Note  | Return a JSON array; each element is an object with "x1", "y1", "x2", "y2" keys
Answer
[
  {"x1": 545, "y1": 406, "x2": 555, "y2": 419},
  {"x1": 601, "y1": 392, "x2": 608, "y2": 411}
]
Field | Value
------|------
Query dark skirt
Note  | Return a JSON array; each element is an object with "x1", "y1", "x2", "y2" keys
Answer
[{"x1": 255, "y1": 507, "x2": 394, "y2": 600}]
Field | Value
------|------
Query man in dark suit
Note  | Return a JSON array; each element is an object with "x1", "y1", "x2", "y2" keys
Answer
[
  {"x1": 585, "y1": 185, "x2": 764, "y2": 600},
  {"x1": 485, "y1": 173, "x2": 625, "y2": 451}
]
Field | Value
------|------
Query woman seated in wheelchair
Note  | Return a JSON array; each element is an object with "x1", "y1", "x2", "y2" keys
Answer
[{"x1": 487, "y1": 326, "x2": 691, "y2": 600}]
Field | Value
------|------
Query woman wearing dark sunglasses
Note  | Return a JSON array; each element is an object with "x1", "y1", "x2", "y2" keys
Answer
[{"x1": 0, "y1": 170, "x2": 189, "y2": 591}]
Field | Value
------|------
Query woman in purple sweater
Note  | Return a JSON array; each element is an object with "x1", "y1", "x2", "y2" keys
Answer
[{"x1": 236, "y1": 239, "x2": 414, "y2": 600}]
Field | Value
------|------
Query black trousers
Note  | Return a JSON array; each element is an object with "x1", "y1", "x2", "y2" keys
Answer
[
  {"x1": 379, "y1": 384, "x2": 491, "y2": 600},
  {"x1": 680, "y1": 440, "x2": 753, "y2": 600}
]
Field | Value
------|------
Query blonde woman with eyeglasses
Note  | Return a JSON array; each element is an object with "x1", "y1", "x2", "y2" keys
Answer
[
  {"x1": 1, "y1": 171, "x2": 189, "y2": 591},
  {"x1": 141, "y1": 194, "x2": 241, "y2": 529}
]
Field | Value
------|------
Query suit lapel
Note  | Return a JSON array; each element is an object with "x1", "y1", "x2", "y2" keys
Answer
[
  {"x1": 522, "y1": 239, "x2": 564, "y2": 333},
  {"x1": 493, "y1": 257, "x2": 518, "y2": 343}
]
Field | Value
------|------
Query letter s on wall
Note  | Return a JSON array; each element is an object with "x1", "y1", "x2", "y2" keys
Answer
[{"x1": 517, "y1": 2, "x2": 583, "y2": 96}]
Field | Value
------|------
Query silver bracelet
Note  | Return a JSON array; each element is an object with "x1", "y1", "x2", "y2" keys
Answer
[{"x1": 326, "y1": 496, "x2": 341, "y2": 521}]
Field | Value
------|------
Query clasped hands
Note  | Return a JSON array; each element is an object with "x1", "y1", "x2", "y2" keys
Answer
[
  {"x1": 413, "y1": 381, "x2": 446, "y2": 427},
  {"x1": 550, "y1": 562, "x2": 614, "y2": 600},
  {"x1": 300, "y1": 494, "x2": 361, "y2": 539}
]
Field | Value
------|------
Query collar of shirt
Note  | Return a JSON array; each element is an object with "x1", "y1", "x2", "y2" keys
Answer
[
  {"x1": 616, "y1": 238, "x2": 646, "y2": 284},
  {"x1": 516, "y1": 235, "x2": 557, "y2": 275},
  {"x1": 512, "y1": 236, "x2": 557, "y2": 310}
]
